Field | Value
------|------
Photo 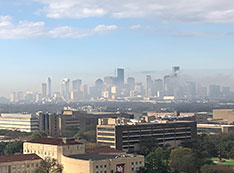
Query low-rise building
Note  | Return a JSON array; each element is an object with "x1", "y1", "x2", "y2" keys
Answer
[
  {"x1": 197, "y1": 124, "x2": 234, "y2": 134},
  {"x1": 0, "y1": 154, "x2": 42, "y2": 173},
  {"x1": 213, "y1": 109, "x2": 234, "y2": 124},
  {"x1": 97, "y1": 118, "x2": 197, "y2": 152},
  {"x1": 24, "y1": 137, "x2": 144, "y2": 173}
]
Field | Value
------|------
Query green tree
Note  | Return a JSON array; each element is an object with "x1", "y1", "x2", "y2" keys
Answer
[
  {"x1": 29, "y1": 131, "x2": 47, "y2": 141},
  {"x1": 0, "y1": 142, "x2": 8, "y2": 155},
  {"x1": 35, "y1": 159, "x2": 63, "y2": 173},
  {"x1": 144, "y1": 147, "x2": 169, "y2": 173},
  {"x1": 169, "y1": 147, "x2": 198, "y2": 173},
  {"x1": 3, "y1": 141, "x2": 23, "y2": 155}
]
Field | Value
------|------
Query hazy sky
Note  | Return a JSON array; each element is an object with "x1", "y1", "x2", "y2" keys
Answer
[{"x1": 1, "y1": 0, "x2": 234, "y2": 96}]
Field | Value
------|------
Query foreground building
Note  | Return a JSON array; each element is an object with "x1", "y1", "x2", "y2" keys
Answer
[
  {"x1": 24, "y1": 137, "x2": 144, "y2": 173},
  {"x1": 0, "y1": 113, "x2": 39, "y2": 132},
  {"x1": 0, "y1": 154, "x2": 42, "y2": 173},
  {"x1": 97, "y1": 118, "x2": 197, "y2": 152}
]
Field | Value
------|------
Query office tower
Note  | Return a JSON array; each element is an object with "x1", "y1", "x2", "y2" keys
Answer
[
  {"x1": 10, "y1": 92, "x2": 16, "y2": 102},
  {"x1": 154, "y1": 79, "x2": 163, "y2": 97},
  {"x1": 222, "y1": 87, "x2": 231, "y2": 97},
  {"x1": 81, "y1": 84, "x2": 88, "y2": 99},
  {"x1": 209, "y1": 85, "x2": 221, "y2": 98},
  {"x1": 41, "y1": 83, "x2": 47, "y2": 98},
  {"x1": 197, "y1": 84, "x2": 207, "y2": 98},
  {"x1": 146, "y1": 75, "x2": 153, "y2": 97},
  {"x1": 47, "y1": 77, "x2": 52, "y2": 97},
  {"x1": 116, "y1": 68, "x2": 124, "y2": 86},
  {"x1": 104, "y1": 76, "x2": 115, "y2": 86},
  {"x1": 17, "y1": 91, "x2": 24, "y2": 101},
  {"x1": 172, "y1": 66, "x2": 180, "y2": 73},
  {"x1": 164, "y1": 75, "x2": 174, "y2": 96},
  {"x1": 127, "y1": 77, "x2": 135, "y2": 90},
  {"x1": 71, "y1": 79, "x2": 82, "y2": 92},
  {"x1": 185, "y1": 81, "x2": 196, "y2": 98},
  {"x1": 61, "y1": 78, "x2": 70, "y2": 100},
  {"x1": 95, "y1": 79, "x2": 104, "y2": 97}
]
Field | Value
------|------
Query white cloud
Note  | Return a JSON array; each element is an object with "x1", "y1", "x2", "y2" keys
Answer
[
  {"x1": 0, "y1": 16, "x2": 118, "y2": 39},
  {"x1": 35, "y1": 0, "x2": 234, "y2": 23},
  {"x1": 94, "y1": 25, "x2": 118, "y2": 32},
  {"x1": 130, "y1": 24, "x2": 141, "y2": 30}
]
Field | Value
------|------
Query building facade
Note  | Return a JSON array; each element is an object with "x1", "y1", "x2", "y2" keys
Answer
[
  {"x1": 0, "y1": 154, "x2": 42, "y2": 173},
  {"x1": 0, "y1": 113, "x2": 39, "y2": 132},
  {"x1": 213, "y1": 109, "x2": 234, "y2": 124},
  {"x1": 24, "y1": 137, "x2": 144, "y2": 173},
  {"x1": 97, "y1": 118, "x2": 197, "y2": 152}
]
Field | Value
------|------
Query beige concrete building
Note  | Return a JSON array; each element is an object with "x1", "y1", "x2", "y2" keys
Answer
[
  {"x1": 24, "y1": 137, "x2": 144, "y2": 173},
  {"x1": 97, "y1": 118, "x2": 197, "y2": 152},
  {"x1": 197, "y1": 124, "x2": 234, "y2": 134},
  {"x1": 0, "y1": 154, "x2": 42, "y2": 173},
  {"x1": 0, "y1": 113, "x2": 39, "y2": 132},
  {"x1": 213, "y1": 109, "x2": 234, "y2": 124}
]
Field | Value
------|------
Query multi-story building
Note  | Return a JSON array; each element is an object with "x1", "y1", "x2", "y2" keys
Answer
[
  {"x1": 197, "y1": 124, "x2": 234, "y2": 134},
  {"x1": 213, "y1": 109, "x2": 234, "y2": 124},
  {"x1": 97, "y1": 118, "x2": 196, "y2": 152},
  {"x1": 47, "y1": 77, "x2": 52, "y2": 98},
  {"x1": 0, "y1": 113, "x2": 39, "y2": 132},
  {"x1": 24, "y1": 137, "x2": 144, "y2": 173},
  {"x1": 0, "y1": 154, "x2": 42, "y2": 173},
  {"x1": 59, "y1": 110, "x2": 134, "y2": 134},
  {"x1": 41, "y1": 83, "x2": 47, "y2": 98},
  {"x1": 37, "y1": 112, "x2": 59, "y2": 136}
]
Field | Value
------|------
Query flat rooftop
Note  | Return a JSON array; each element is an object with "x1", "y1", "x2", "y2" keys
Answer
[
  {"x1": 0, "y1": 154, "x2": 41, "y2": 163},
  {"x1": 27, "y1": 137, "x2": 83, "y2": 146},
  {"x1": 68, "y1": 153, "x2": 118, "y2": 161}
]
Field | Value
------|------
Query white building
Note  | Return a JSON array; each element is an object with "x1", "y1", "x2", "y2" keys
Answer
[{"x1": 0, "y1": 113, "x2": 39, "y2": 132}]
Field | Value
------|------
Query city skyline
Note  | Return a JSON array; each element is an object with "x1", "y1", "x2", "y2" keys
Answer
[
  {"x1": 1, "y1": 1, "x2": 234, "y2": 96},
  {"x1": 8, "y1": 67, "x2": 234, "y2": 102}
]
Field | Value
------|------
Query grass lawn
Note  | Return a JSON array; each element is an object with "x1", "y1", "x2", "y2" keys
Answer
[{"x1": 211, "y1": 158, "x2": 234, "y2": 167}]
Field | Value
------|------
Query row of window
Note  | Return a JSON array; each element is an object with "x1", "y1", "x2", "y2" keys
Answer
[
  {"x1": 97, "y1": 127, "x2": 115, "y2": 131},
  {"x1": 97, "y1": 137, "x2": 115, "y2": 141},
  {"x1": 25, "y1": 149, "x2": 55, "y2": 156},
  {"x1": 97, "y1": 132, "x2": 115, "y2": 136}
]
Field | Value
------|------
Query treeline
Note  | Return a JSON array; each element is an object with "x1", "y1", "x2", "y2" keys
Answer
[{"x1": 138, "y1": 133, "x2": 234, "y2": 173}]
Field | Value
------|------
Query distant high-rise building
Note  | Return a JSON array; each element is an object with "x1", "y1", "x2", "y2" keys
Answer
[
  {"x1": 71, "y1": 79, "x2": 82, "y2": 92},
  {"x1": 95, "y1": 79, "x2": 104, "y2": 97},
  {"x1": 146, "y1": 75, "x2": 153, "y2": 97},
  {"x1": 104, "y1": 76, "x2": 115, "y2": 86},
  {"x1": 61, "y1": 78, "x2": 70, "y2": 100},
  {"x1": 127, "y1": 77, "x2": 135, "y2": 90},
  {"x1": 222, "y1": 87, "x2": 231, "y2": 98},
  {"x1": 172, "y1": 66, "x2": 180, "y2": 73},
  {"x1": 185, "y1": 81, "x2": 196, "y2": 98},
  {"x1": 116, "y1": 68, "x2": 124, "y2": 85},
  {"x1": 209, "y1": 85, "x2": 221, "y2": 98},
  {"x1": 47, "y1": 77, "x2": 52, "y2": 97},
  {"x1": 10, "y1": 92, "x2": 16, "y2": 102},
  {"x1": 154, "y1": 79, "x2": 163, "y2": 97},
  {"x1": 41, "y1": 83, "x2": 47, "y2": 98}
]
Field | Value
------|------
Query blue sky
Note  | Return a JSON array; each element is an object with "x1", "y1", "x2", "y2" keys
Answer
[{"x1": 1, "y1": 0, "x2": 234, "y2": 96}]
